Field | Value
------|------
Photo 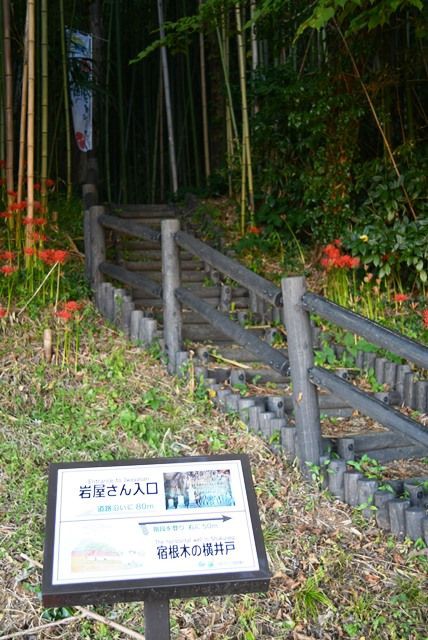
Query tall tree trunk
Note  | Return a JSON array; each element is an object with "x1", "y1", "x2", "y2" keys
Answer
[{"x1": 157, "y1": 0, "x2": 178, "y2": 194}]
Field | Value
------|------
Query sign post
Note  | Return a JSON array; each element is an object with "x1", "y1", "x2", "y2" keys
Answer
[{"x1": 43, "y1": 455, "x2": 270, "y2": 638}]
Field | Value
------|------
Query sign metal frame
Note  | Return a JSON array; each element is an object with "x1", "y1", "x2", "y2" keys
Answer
[{"x1": 42, "y1": 454, "x2": 271, "y2": 607}]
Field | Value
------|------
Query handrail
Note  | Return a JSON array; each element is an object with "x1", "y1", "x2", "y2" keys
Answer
[
  {"x1": 99, "y1": 213, "x2": 161, "y2": 243},
  {"x1": 310, "y1": 366, "x2": 428, "y2": 448},
  {"x1": 99, "y1": 262, "x2": 162, "y2": 299},
  {"x1": 303, "y1": 293, "x2": 428, "y2": 370},
  {"x1": 175, "y1": 230, "x2": 282, "y2": 307},
  {"x1": 175, "y1": 286, "x2": 289, "y2": 375}
]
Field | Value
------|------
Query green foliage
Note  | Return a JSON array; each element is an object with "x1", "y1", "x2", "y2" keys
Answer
[
  {"x1": 296, "y1": 0, "x2": 424, "y2": 37},
  {"x1": 347, "y1": 454, "x2": 386, "y2": 480},
  {"x1": 42, "y1": 607, "x2": 75, "y2": 622},
  {"x1": 251, "y1": 63, "x2": 364, "y2": 243},
  {"x1": 342, "y1": 148, "x2": 428, "y2": 287}
]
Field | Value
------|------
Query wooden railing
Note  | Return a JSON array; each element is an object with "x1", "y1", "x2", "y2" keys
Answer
[{"x1": 85, "y1": 207, "x2": 428, "y2": 473}]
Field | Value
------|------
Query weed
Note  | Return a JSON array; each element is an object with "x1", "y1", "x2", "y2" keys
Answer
[
  {"x1": 347, "y1": 454, "x2": 386, "y2": 481},
  {"x1": 294, "y1": 568, "x2": 334, "y2": 621}
]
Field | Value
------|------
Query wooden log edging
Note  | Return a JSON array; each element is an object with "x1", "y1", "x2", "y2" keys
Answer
[
  {"x1": 92, "y1": 277, "x2": 428, "y2": 546},
  {"x1": 83, "y1": 184, "x2": 428, "y2": 545}
]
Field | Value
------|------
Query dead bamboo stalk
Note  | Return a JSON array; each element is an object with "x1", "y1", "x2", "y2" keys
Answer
[
  {"x1": 16, "y1": 554, "x2": 147, "y2": 640},
  {"x1": 335, "y1": 21, "x2": 417, "y2": 220}
]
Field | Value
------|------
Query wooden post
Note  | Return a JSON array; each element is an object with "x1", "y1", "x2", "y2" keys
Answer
[
  {"x1": 162, "y1": 219, "x2": 182, "y2": 374},
  {"x1": 281, "y1": 276, "x2": 322, "y2": 476},
  {"x1": 89, "y1": 205, "x2": 106, "y2": 293},
  {"x1": 144, "y1": 598, "x2": 170, "y2": 640},
  {"x1": 82, "y1": 182, "x2": 98, "y2": 283}
]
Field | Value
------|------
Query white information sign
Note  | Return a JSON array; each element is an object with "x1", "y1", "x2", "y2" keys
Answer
[{"x1": 51, "y1": 458, "x2": 260, "y2": 585}]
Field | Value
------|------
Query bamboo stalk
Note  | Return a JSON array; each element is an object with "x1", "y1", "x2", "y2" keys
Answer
[
  {"x1": 151, "y1": 66, "x2": 162, "y2": 203},
  {"x1": 40, "y1": 0, "x2": 48, "y2": 212},
  {"x1": 199, "y1": 0, "x2": 210, "y2": 179},
  {"x1": 217, "y1": 10, "x2": 237, "y2": 197},
  {"x1": 235, "y1": 3, "x2": 255, "y2": 227},
  {"x1": 59, "y1": 0, "x2": 72, "y2": 200},
  {"x1": 216, "y1": 22, "x2": 238, "y2": 140},
  {"x1": 157, "y1": 0, "x2": 178, "y2": 194},
  {"x1": 17, "y1": 10, "x2": 28, "y2": 212},
  {"x1": 115, "y1": 0, "x2": 127, "y2": 203},
  {"x1": 104, "y1": 0, "x2": 113, "y2": 202},
  {"x1": 2, "y1": 0, "x2": 14, "y2": 209},
  {"x1": 250, "y1": 0, "x2": 259, "y2": 114},
  {"x1": 25, "y1": 0, "x2": 36, "y2": 255},
  {"x1": 159, "y1": 57, "x2": 165, "y2": 201},
  {"x1": 0, "y1": 2, "x2": 4, "y2": 165},
  {"x1": 184, "y1": 20, "x2": 200, "y2": 188}
]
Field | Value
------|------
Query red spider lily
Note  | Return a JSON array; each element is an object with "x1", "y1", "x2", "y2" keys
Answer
[
  {"x1": 0, "y1": 307, "x2": 7, "y2": 318},
  {"x1": 32, "y1": 232, "x2": 47, "y2": 242},
  {"x1": 46, "y1": 178, "x2": 55, "y2": 188},
  {"x1": 22, "y1": 216, "x2": 47, "y2": 226},
  {"x1": 63, "y1": 300, "x2": 83, "y2": 312},
  {"x1": 38, "y1": 249, "x2": 57, "y2": 265},
  {"x1": 0, "y1": 265, "x2": 17, "y2": 276},
  {"x1": 6, "y1": 190, "x2": 17, "y2": 199},
  {"x1": 423, "y1": 309, "x2": 428, "y2": 328},
  {"x1": 33, "y1": 183, "x2": 41, "y2": 190},
  {"x1": 53, "y1": 249, "x2": 69, "y2": 264},
  {"x1": 55, "y1": 309, "x2": 73, "y2": 321},
  {"x1": 1, "y1": 251, "x2": 15, "y2": 261},
  {"x1": 393, "y1": 293, "x2": 409, "y2": 303},
  {"x1": 38, "y1": 248, "x2": 69, "y2": 265},
  {"x1": 23, "y1": 247, "x2": 36, "y2": 256},
  {"x1": 0, "y1": 211, "x2": 13, "y2": 219},
  {"x1": 10, "y1": 201, "x2": 27, "y2": 211},
  {"x1": 336, "y1": 255, "x2": 360, "y2": 269},
  {"x1": 321, "y1": 243, "x2": 360, "y2": 270},
  {"x1": 248, "y1": 225, "x2": 262, "y2": 235}
]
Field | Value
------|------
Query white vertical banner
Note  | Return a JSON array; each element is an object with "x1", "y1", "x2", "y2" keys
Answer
[{"x1": 66, "y1": 28, "x2": 93, "y2": 152}]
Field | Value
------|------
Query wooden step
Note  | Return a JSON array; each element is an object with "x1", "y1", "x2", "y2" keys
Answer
[
  {"x1": 207, "y1": 346, "x2": 287, "y2": 363},
  {"x1": 111, "y1": 204, "x2": 177, "y2": 217},
  {"x1": 122, "y1": 259, "x2": 204, "y2": 272}
]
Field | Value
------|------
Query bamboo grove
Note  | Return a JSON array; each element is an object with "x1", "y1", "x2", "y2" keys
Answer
[{"x1": 0, "y1": 1, "x2": 427, "y2": 242}]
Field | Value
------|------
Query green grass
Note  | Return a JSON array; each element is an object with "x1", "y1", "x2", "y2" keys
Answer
[{"x1": 1, "y1": 304, "x2": 428, "y2": 639}]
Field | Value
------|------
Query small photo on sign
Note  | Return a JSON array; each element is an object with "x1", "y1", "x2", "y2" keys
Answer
[{"x1": 163, "y1": 469, "x2": 235, "y2": 510}]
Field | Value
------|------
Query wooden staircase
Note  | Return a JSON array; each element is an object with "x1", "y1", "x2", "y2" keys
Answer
[{"x1": 110, "y1": 203, "x2": 288, "y2": 377}]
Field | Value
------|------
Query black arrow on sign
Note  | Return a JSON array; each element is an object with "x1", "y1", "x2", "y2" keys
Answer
[{"x1": 139, "y1": 515, "x2": 232, "y2": 526}]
